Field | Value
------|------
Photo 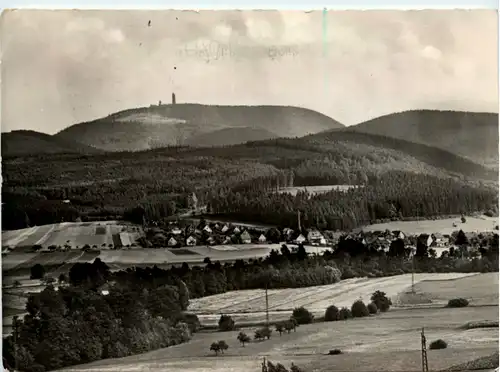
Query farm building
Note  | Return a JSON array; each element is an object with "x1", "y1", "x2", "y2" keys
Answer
[
  {"x1": 186, "y1": 236, "x2": 197, "y2": 246},
  {"x1": 307, "y1": 230, "x2": 327, "y2": 245},
  {"x1": 207, "y1": 236, "x2": 216, "y2": 245},
  {"x1": 221, "y1": 225, "x2": 229, "y2": 233},
  {"x1": 233, "y1": 227, "x2": 241, "y2": 234},
  {"x1": 240, "y1": 231, "x2": 252, "y2": 244},
  {"x1": 203, "y1": 225, "x2": 212, "y2": 233},
  {"x1": 294, "y1": 234, "x2": 306, "y2": 244},
  {"x1": 258, "y1": 234, "x2": 267, "y2": 243},
  {"x1": 432, "y1": 233, "x2": 446, "y2": 247},
  {"x1": 223, "y1": 236, "x2": 232, "y2": 244},
  {"x1": 168, "y1": 237, "x2": 178, "y2": 247}
]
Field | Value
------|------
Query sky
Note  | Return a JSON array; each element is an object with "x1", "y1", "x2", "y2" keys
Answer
[{"x1": 1, "y1": 9, "x2": 498, "y2": 134}]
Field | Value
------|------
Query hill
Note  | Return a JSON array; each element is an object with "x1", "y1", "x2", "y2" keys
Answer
[
  {"x1": 346, "y1": 110, "x2": 499, "y2": 168},
  {"x1": 3, "y1": 129, "x2": 498, "y2": 231},
  {"x1": 1, "y1": 130, "x2": 102, "y2": 157},
  {"x1": 184, "y1": 127, "x2": 278, "y2": 147},
  {"x1": 54, "y1": 104, "x2": 344, "y2": 151}
]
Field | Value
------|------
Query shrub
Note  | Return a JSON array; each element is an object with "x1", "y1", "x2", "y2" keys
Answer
[
  {"x1": 275, "y1": 322, "x2": 285, "y2": 336},
  {"x1": 429, "y1": 339, "x2": 448, "y2": 350},
  {"x1": 292, "y1": 307, "x2": 314, "y2": 325},
  {"x1": 367, "y1": 302, "x2": 378, "y2": 314},
  {"x1": 338, "y1": 307, "x2": 352, "y2": 320},
  {"x1": 325, "y1": 305, "x2": 340, "y2": 321},
  {"x1": 447, "y1": 298, "x2": 469, "y2": 308},
  {"x1": 329, "y1": 349, "x2": 343, "y2": 355},
  {"x1": 351, "y1": 300, "x2": 369, "y2": 318},
  {"x1": 255, "y1": 326, "x2": 272, "y2": 340},
  {"x1": 370, "y1": 290, "x2": 392, "y2": 312},
  {"x1": 218, "y1": 315, "x2": 235, "y2": 331}
]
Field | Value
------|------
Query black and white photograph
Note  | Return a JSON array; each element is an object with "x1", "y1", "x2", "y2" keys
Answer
[{"x1": 1, "y1": 8, "x2": 499, "y2": 372}]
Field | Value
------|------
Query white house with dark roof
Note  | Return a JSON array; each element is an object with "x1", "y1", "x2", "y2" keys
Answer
[
  {"x1": 186, "y1": 236, "x2": 197, "y2": 246},
  {"x1": 203, "y1": 225, "x2": 212, "y2": 233},
  {"x1": 221, "y1": 224, "x2": 229, "y2": 233},
  {"x1": 307, "y1": 230, "x2": 326, "y2": 245},
  {"x1": 258, "y1": 234, "x2": 267, "y2": 243},
  {"x1": 240, "y1": 230, "x2": 252, "y2": 244},
  {"x1": 168, "y1": 237, "x2": 178, "y2": 247},
  {"x1": 294, "y1": 234, "x2": 306, "y2": 244}
]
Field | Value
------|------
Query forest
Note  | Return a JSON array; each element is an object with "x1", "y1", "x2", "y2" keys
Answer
[{"x1": 2, "y1": 136, "x2": 498, "y2": 231}]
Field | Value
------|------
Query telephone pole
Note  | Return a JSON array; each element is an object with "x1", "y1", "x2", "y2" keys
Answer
[
  {"x1": 265, "y1": 283, "x2": 270, "y2": 327},
  {"x1": 421, "y1": 327, "x2": 429, "y2": 372}
]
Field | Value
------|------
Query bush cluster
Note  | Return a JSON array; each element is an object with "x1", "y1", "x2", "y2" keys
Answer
[{"x1": 446, "y1": 298, "x2": 469, "y2": 308}]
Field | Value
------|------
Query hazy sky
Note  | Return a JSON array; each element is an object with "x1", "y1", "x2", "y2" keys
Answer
[{"x1": 1, "y1": 9, "x2": 498, "y2": 134}]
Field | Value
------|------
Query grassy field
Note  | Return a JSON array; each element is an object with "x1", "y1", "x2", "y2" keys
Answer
[
  {"x1": 363, "y1": 215, "x2": 499, "y2": 235},
  {"x1": 188, "y1": 273, "x2": 484, "y2": 326},
  {"x1": 2, "y1": 221, "x2": 144, "y2": 251},
  {"x1": 58, "y1": 305, "x2": 499, "y2": 372},
  {"x1": 2, "y1": 244, "x2": 328, "y2": 276}
]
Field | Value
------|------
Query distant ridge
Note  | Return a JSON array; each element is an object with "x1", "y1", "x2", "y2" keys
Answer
[
  {"x1": 345, "y1": 110, "x2": 499, "y2": 168},
  {"x1": 54, "y1": 103, "x2": 344, "y2": 152},
  {"x1": 1, "y1": 130, "x2": 102, "y2": 157}
]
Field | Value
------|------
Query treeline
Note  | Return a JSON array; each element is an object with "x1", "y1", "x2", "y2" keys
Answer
[
  {"x1": 3, "y1": 259, "x2": 194, "y2": 372},
  {"x1": 208, "y1": 172, "x2": 497, "y2": 231}
]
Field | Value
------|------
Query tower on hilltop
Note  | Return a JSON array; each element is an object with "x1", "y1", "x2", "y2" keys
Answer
[{"x1": 172, "y1": 92, "x2": 176, "y2": 105}]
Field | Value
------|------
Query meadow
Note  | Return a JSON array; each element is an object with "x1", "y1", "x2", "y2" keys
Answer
[
  {"x1": 2, "y1": 221, "x2": 143, "y2": 251},
  {"x1": 187, "y1": 273, "x2": 483, "y2": 326},
  {"x1": 57, "y1": 281, "x2": 499, "y2": 372},
  {"x1": 363, "y1": 215, "x2": 499, "y2": 235}
]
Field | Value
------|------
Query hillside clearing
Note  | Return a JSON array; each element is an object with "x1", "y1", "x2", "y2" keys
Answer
[
  {"x1": 363, "y1": 216, "x2": 499, "y2": 235},
  {"x1": 2, "y1": 221, "x2": 144, "y2": 251}
]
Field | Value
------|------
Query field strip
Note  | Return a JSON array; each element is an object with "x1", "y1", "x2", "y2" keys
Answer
[
  {"x1": 3, "y1": 226, "x2": 40, "y2": 247},
  {"x1": 33, "y1": 224, "x2": 57, "y2": 245}
]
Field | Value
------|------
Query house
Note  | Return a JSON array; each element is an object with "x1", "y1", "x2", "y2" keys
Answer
[
  {"x1": 240, "y1": 230, "x2": 252, "y2": 244},
  {"x1": 417, "y1": 234, "x2": 434, "y2": 247},
  {"x1": 203, "y1": 225, "x2": 212, "y2": 234},
  {"x1": 432, "y1": 233, "x2": 446, "y2": 247},
  {"x1": 223, "y1": 236, "x2": 232, "y2": 244},
  {"x1": 233, "y1": 227, "x2": 241, "y2": 234},
  {"x1": 171, "y1": 227, "x2": 183, "y2": 235},
  {"x1": 99, "y1": 283, "x2": 111, "y2": 296},
  {"x1": 393, "y1": 231, "x2": 406, "y2": 240},
  {"x1": 186, "y1": 236, "x2": 197, "y2": 246},
  {"x1": 221, "y1": 225, "x2": 230, "y2": 233},
  {"x1": 294, "y1": 234, "x2": 306, "y2": 244},
  {"x1": 307, "y1": 230, "x2": 327, "y2": 245},
  {"x1": 258, "y1": 234, "x2": 267, "y2": 243},
  {"x1": 207, "y1": 236, "x2": 216, "y2": 245},
  {"x1": 168, "y1": 237, "x2": 178, "y2": 247},
  {"x1": 283, "y1": 228, "x2": 294, "y2": 240}
]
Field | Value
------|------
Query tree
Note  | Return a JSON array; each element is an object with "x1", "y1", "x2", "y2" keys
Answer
[
  {"x1": 30, "y1": 263, "x2": 45, "y2": 279},
  {"x1": 218, "y1": 314, "x2": 235, "y2": 331},
  {"x1": 370, "y1": 291, "x2": 392, "y2": 312},
  {"x1": 275, "y1": 322, "x2": 284, "y2": 336},
  {"x1": 237, "y1": 331, "x2": 250, "y2": 346},
  {"x1": 455, "y1": 230, "x2": 469, "y2": 247},
  {"x1": 292, "y1": 307, "x2": 313, "y2": 324},
  {"x1": 217, "y1": 340, "x2": 228, "y2": 354},
  {"x1": 210, "y1": 342, "x2": 221, "y2": 355},
  {"x1": 351, "y1": 300, "x2": 369, "y2": 317},
  {"x1": 324, "y1": 305, "x2": 339, "y2": 321}
]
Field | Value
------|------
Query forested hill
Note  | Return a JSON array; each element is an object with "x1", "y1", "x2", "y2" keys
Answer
[
  {"x1": 3, "y1": 130, "x2": 498, "y2": 231},
  {"x1": 53, "y1": 104, "x2": 344, "y2": 151},
  {"x1": 1, "y1": 130, "x2": 103, "y2": 157},
  {"x1": 344, "y1": 110, "x2": 499, "y2": 168}
]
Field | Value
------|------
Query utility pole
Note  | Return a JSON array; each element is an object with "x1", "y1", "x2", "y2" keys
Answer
[
  {"x1": 411, "y1": 254, "x2": 415, "y2": 293},
  {"x1": 265, "y1": 282, "x2": 270, "y2": 327},
  {"x1": 421, "y1": 327, "x2": 429, "y2": 372}
]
